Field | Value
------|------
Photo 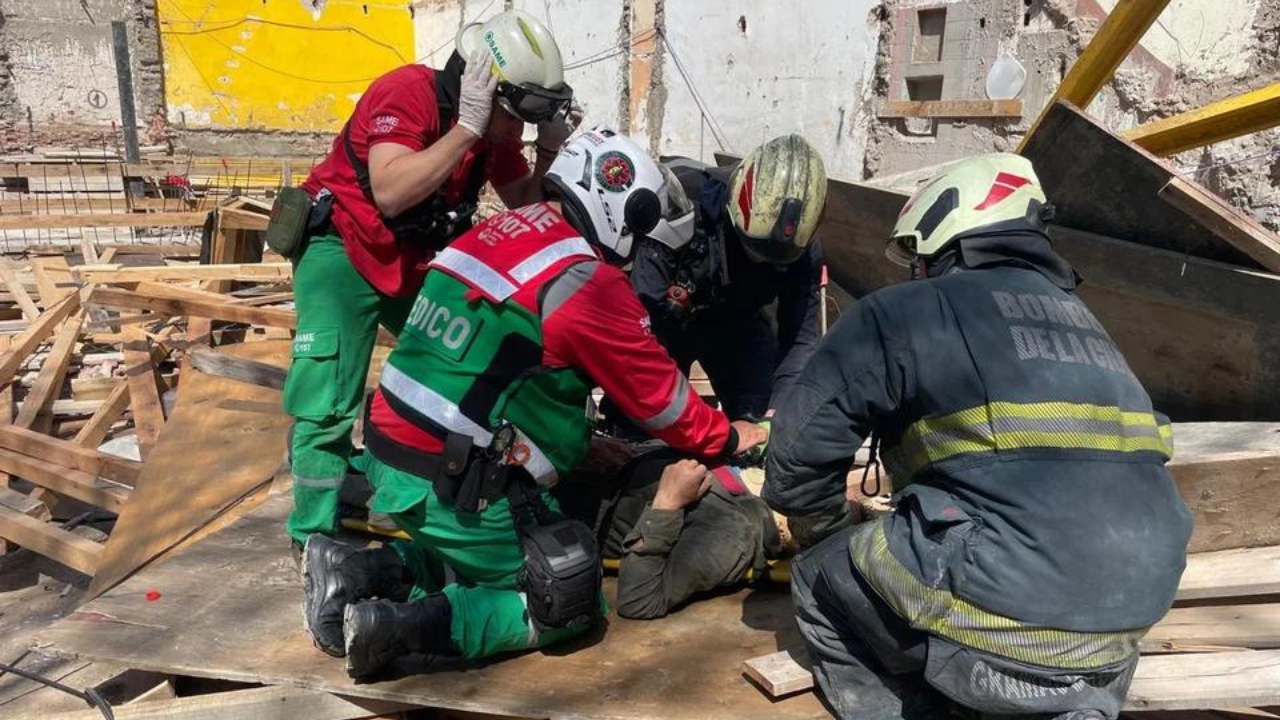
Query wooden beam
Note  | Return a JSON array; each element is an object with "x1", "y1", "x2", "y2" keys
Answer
[
  {"x1": 0, "y1": 211, "x2": 207, "y2": 231},
  {"x1": 74, "y1": 262, "x2": 291, "y2": 284},
  {"x1": 122, "y1": 328, "x2": 167, "y2": 458},
  {"x1": 0, "y1": 504, "x2": 102, "y2": 575},
  {"x1": 1159, "y1": 176, "x2": 1280, "y2": 274},
  {"x1": 0, "y1": 259, "x2": 42, "y2": 320},
  {"x1": 13, "y1": 311, "x2": 85, "y2": 434},
  {"x1": 1018, "y1": 0, "x2": 1172, "y2": 152},
  {"x1": 0, "y1": 425, "x2": 141, "y2": 485},
  {"x1": 0, "y1": 280, "x2": 81, "y2": 383},
  {"x1": 1142, "y1": 604, "x2": 1280, "y2": 653},
  {"x1": 0, "y1": 448, "x2": 129, "y2": 513},
  {"x1": 1125, "y1": 82, "x2": 1280, "y2": 156},
  {"x1": 880, "y1": 99, "x2": 1023, "y2": 119},
  {"x1": 188, "y1": 347, "x2": 287, "y2": 390},
  {"x1": 44, "y1": 686, "x2": 415, "y2": 720},
  {"x1": 90, "y1": 287, "x2": 296, "y2": 329},
  {"x1": 218, "y1": 205, "x2": 270, "y2": 232},
  {"x1": 74, "y1": 381, "x2": 131, "y2": 449},
  {"x1": 1178, "y1": 545, "x2": 1280, "y2": 601},
  {"x1": 0, "y1": 486, "x2": 51, "y2": 521},
  {"x1": 1172, "y1": 450, "x2": 1280, "y2": 553}
]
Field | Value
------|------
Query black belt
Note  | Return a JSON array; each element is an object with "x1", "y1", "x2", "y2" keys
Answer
[{"x1": 363, "y1": 416, "x2": 444, "y2": 479}]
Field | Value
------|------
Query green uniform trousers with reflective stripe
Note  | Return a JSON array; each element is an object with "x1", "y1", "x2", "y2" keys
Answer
[
  {"x1": 284, "y1": 233, "x2": 415, "y2": 544},
  {"x1": 363, "y1": 453, "x2": 601, "y2": 660}
]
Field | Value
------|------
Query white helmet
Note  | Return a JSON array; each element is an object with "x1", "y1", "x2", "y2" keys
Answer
[
  {"x1": 456, "y1": 10, "x2": 572, "y2": 123},
  {"x1": 544, "y1": 128, "x2": 696, "y2": 263}
]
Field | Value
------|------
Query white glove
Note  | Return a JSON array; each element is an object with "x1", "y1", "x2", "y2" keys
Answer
[
  {"x1": 536, "y1": 101, "x2": 585, "y2": 154},
  {"x1": 458, "y1": 50, "x2": 498, "y2": 138}
]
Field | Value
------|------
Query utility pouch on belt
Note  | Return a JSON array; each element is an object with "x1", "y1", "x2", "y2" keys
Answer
[
  {"x1": 265, "y1": 186, "x2": 313, "y2": 258},
  {"x1": 511, "y1": 481, "x2": 603, "y2": 631}
]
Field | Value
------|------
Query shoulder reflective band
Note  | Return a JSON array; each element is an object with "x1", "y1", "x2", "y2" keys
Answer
[
  {"x1": 633, "y1": 373, "x2": 691, "y2": 432},
  {"x1": 849, "y1": 521, "x2": 1145, "y2": 670},
  {"x1": 882, "y1": 401, "x2": 1174, "y2": 482},
  {"x1": 508, "y1": 237, "x2": 594, "y2": 283},
  {"x1": 431, "y1": 247, "x2": 519, "y2": 301}
]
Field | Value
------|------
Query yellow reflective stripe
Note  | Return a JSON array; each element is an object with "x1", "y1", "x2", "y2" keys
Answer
[
  {"x1": 849, "y1": 521, "x2": 1144, "y2": 670},
  {"x1": 886, "y1": 401, "x2": 1174, "y2": 480}
]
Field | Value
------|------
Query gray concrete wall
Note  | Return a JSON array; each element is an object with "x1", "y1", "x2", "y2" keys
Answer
[{"x1": 0, "y1": 0, "x2": 164, "y2": 152}]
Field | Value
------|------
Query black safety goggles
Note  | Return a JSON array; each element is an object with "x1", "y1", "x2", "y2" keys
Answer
[{"x1": 495, "y1": 81, "x2": 573, "y2": 124}]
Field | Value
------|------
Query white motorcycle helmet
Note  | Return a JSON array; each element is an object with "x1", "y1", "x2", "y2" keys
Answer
[{"x1": 544, "y1": 127, "x2": 696, "y2": 263}]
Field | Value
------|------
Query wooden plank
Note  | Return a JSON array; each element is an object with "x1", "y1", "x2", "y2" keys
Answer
[
  {"x1": 74, "y1": 381, "x2": 130, "y2": 448},
  {"x1": 90, "y1": 287, "x2": 296, "y2": 329},
  {"x1": 743, "y1": 648, "x2": 814, "y2": 697},
  {"x1": 13, "y1": 310, "x2": 84, "y2": 434},
  {"x1": 122, "y1": 328, "x2": 166, "y2": 458},
  {"x1": 880, "y1": 99, "x2": 1023, "y2": 118},
  {"x1": 218, "y1": 205, "x2": 271, "y2": 232},
  {"x1": 1178, "y1": 545, "x2": 1280, "y2": 601},
  {"x1": 1125, "y1": 82, "x2": 1280, "y2": 156},
  {"x1": 741, "y1": 648, "x2": 1280, "y2": 710},
  {"x1": 86, "y1": 341, "x2": 292, "y2": 597},
  {"x1": 45, "y1": 686, "x2": 414, "y2": 720},
  {"x1": 0, "y1": 259, "x2": 43, "y2": 320},
  {"x1": 1017, "y1": 0, "x2": 1172, "y2": 151},
  {"x1": 1142, "y1": 604, "x2": 1280, "y2": 652},
  {"x1": 0, "y1": 486, "x2": 51, "y2": 521},
  {"x1": 44, "y1": 492, "x2": 826, "y2": 720},
  {"x1": 188, "y1": 347, "x2": 287, "y2": 390},
  {"x1": 75, "y1": 262, "x2": 291, "y2": 284},
  {"x1": 0, "y1": 448, "x2": 129, "y2": 513},
  {"x1": 0, "y1": 425, "x2": 141, "y2": 485},
  {"x1": 0, "y1": 211, "x2": 207, "y2": 231},
  {"x1": 1160, "y1": 176, "x2": 1280, "y2": 274},
  {"x1": 1127, "y1": 651, "x2": 1280, "y2": 711},
  {"x1": 1172, "y1": 451, "x2": 1280, "y2": 553},
  {"x1": 0, "y1": 504, "x2": 101, "y2": 575}
]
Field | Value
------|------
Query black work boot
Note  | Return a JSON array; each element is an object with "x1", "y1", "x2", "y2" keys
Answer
[
  {"x1": 343, "y1": 596, "x2": 453, "y2": 680},
  {"x1": 302, "y1": 535, "x2": 409, "y2": 657}
]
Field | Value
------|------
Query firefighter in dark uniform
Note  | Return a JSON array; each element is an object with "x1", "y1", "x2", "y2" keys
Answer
[
  {"x1": 624, "y1": 134, "x2": 829, "y2": 422},
  {"x1": 762, "y1": 154, "x2": 1193, "y2": 720}
]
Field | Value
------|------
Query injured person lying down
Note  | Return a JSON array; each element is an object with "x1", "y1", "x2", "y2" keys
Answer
[{"x1": 554, "y1": 443, "x2": 800, "y2": 619}]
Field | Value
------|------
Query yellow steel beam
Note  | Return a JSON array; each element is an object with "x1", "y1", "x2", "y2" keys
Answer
[
  {"x1": 1124, "y1": 82, "x2": 1280, "y2": 156},
  {"x1": 1019, "y1": 0, "x2": 1171, "y2": 153}
]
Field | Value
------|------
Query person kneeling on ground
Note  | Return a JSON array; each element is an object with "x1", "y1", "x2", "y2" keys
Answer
[
  {"x1": 555, "y1": 444, "x2": 797, "y2": 620},
  {"x1": 300, "y1": 128, "x2": 767, "y2": 679},
  {"x1": 762, "y1": 153, "x2": 1192, "y2": 720}
]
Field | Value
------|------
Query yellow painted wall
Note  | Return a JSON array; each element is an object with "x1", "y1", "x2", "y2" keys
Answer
[{"x1": 157, "y1": 0, "x2": 415, "y2": 132}]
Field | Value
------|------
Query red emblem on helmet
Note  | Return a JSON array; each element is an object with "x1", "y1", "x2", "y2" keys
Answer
[
  {"x1": 737, "y1": 164, "x2": 756, "y2": 228},
  {"x1": 974, "y1": 172, "x2": 1031, "y2": 210},
  {"x1": 596, "y1": 151, "x2": 635, "y2": 193}
]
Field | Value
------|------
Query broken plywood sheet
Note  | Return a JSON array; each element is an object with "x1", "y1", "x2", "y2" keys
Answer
[
  {"x1": 38, "y1": 493, "x2": 831, "y2": 720},
  {"x1": 85, "y1": 340, "x2": 291, "y2": 597},
  {"x1": 1021, "y1": 101, "x2": 1256, "y2": 268}
]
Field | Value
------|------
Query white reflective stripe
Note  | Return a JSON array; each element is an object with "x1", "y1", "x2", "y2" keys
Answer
[
  {"x1": 293, "y1": 474, "x2": 344, "y2": 489},
  {"x1": 379, "y1": 364, "x2": 493, "y2": 445},
  {"x1": 635, "y1": 373, "x2": 691, "y2": 431},
  {"x1": 515, "y1": 428, "x2": 558, "y2": 487},
  {"x1": 430, "y1": 247, "x2": 518, "y2": 301},
  {"x1": 508, "y1": 237, "x2": 595, "y2": 284},
  {"x1": 516, "y1": 591, "x2": 539, "y2": 645}
]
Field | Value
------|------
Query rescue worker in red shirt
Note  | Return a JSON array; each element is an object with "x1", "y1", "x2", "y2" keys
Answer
[
  {"x1": 300, "y1": 128, "x2": 769, "y2": 678},
  {"x1": 284, "y1": 10, "x2": 582, "y2": 550}
]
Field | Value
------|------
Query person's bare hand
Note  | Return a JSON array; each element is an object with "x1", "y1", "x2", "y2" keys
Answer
[
  {"x1": 652, "y1": 459, "x2": 710, "y2": 511},
  {"x1": 730, "y1": 420, "x2": 769, "y2": 456}
]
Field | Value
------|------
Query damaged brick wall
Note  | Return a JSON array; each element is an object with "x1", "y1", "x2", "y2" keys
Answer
[
  {"x1": 864, "y1": 0, "x2": 1280, "y2": 231},
  {"x1": 0, "y1": 0, "x2": 167, "y2": 153}
]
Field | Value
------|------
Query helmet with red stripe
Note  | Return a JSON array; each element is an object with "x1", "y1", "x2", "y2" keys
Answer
[
  {"x1": 727, "y1": 134, "x2": 828, "y2": 265},
  {"x1": 887, "y1": 153, "x2": 1049, "y2": 269}
]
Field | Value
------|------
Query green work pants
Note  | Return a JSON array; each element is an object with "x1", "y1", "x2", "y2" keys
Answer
[
  {"x1": 283, "y1": 233, "x2": 414, "y2": 544},
  {"x1": 363, "y1": 454, "x2": 602, "y2": 660}
]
